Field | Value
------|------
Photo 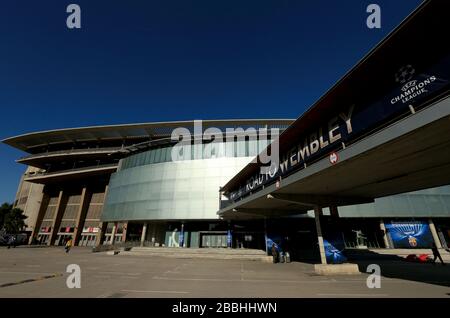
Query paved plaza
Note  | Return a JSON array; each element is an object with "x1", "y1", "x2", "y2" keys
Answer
[{"x1": 0, "y1": 247, "x2": 449, "y2": 298}]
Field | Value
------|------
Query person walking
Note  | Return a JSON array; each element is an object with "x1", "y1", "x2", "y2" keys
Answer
[
  {"x1": 65, "y1": 238, "x2": 73, "y2": 253},
  {"x1": 7, "y1": 236, "x2": 16, "y2": 249},
  {"x1": 431, "y1": 242, "x2": 445, "y2": 265},
  {"x1": 271, "y1": 242, "x2": 279, "y2": 264}
]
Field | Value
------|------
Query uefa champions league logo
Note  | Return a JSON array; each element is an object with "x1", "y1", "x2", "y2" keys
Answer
[{"x1": 391, "y1": 64, "x2": 436, "y2": 105}]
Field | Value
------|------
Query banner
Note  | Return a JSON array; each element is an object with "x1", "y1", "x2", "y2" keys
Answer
[
  {"x1": 323, "y1": 233, "x2": 347, "y2": 264},
  {"x1": 385, "y1": 221, "x2": 434, "y2": 248}
]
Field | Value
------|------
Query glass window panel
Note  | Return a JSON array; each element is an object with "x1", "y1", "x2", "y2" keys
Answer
[
  {"x1": 143, "y1": 151, "x2": 150, "y2": 165},
  {"x1": 248, "y1": 139, "x2": 258, "y2": 156},
  {"x1": 258, "y1": 138, "x2": 269, "y2": 153},
  {"x1": 225, "y1": 140, "x2": 234, "y2": 157},
  {"x1": 130, "y1": 154, "x2": 137, "y2": 168},
  {"x1": 149, "y1": 149, "x2": 156, "y2": 163},
  {"x1": 236, "y1": 140, "x2": 246, "y2": 157},
  {"x1": 162, "y1": 147, "x2": 170, "y2": 163},
  {"x1": 203, "y1": 143, "x2": 211, "y2": 159},
  {"x1": 154, "y1": 148, "x2": 162, "y2": 163},
  {"x1": 165, "y1": 146, "x2": 172, "y2": 162}
]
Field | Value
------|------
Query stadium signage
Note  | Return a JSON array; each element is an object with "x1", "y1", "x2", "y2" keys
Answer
[
  {"x1": 228, "y1": 58, "x2": 450, "y2": 202},
  {"x1": 229, "y1": 105, "x2": 355, "y2": 201},
  {"x1": 391, "y1": 75, "x2": 437, "y2": 105}
]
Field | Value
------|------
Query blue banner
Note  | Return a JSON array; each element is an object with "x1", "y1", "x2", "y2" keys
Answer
[
  {"x1": 227, "y1": 230, "x2": 232, "y2": 247},
  {"x1": 179, "y1": 228, "x2": 184, "y2": 247},
  {"x1": 385, "y1": 221, "x2": 433, "y2": 248},
  {"x1": 323, "y1": 233, "x2": 347, "y2": 264}
]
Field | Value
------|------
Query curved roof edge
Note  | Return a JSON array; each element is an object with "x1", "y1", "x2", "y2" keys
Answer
[{"x1": 3, "y1": 119, "x2": 294, "y2": 152}]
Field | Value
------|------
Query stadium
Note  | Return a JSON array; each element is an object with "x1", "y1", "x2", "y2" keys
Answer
[{"x1": 3, "y1": 0, "x2": 450, "y2": 263}]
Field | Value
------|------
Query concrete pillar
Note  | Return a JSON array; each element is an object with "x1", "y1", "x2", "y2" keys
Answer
[
  {"x1": 314, "y1": 206, "x2": 327, "y2": 265},
  {"x1": 29, "y1": 192, "x2": 50, "y2": 245},
  {"x1": 48, "y1": 190, "x2": 67, "y2": 246},
  {"x1": 122, "y1": 221, "x2": 128, "y2": 243},
  {"x1": 95, "y1": 222, "x2": 108, "y2": 247},
  {"x1": 110, "y1": 222, "x2": 118, "y2": 245},
  {"x1": 140, "y1": 222, "x2": 148, "y2": 247},
  {"x1": 429, "y1": 218, "x2": 443, "y2": 248},
  {"x1": 379, "y1": 219, "x2": 390, "y2": 248},
  {"x1": 95, "y1": 184, "x2": 110, "y2": 247},
  {"x1": 73, "y1": 187, "x2": 92, "y2": 246},
  {"x1": 151, "y1": 223, "x2": 156, "y2": 246},
  {"x1": 330, "y1": 205, "x2": 339, "y2": 218}
]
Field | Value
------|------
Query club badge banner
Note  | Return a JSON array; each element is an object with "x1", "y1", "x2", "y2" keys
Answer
[{"x1": 385, "y1": 221, "x2": 434, "y2": 248}]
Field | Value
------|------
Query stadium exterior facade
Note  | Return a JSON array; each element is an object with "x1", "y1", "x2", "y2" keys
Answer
[
  {"x1": 3, "y1": 1, "x2": 450, "y2": 260},
  {"x1": 4, "y1": 118, "x2": 450, "y2": 254},
  {"x1": 4, "y1": 120, "x2": 293, "y2": 248}
]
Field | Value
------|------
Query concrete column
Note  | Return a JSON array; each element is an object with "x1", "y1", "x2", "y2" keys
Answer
[
  {"x1": 151, "y1": 223, "x2": 156, "y2": 246},
  {"x1": 314, "y1": 206, "x2": 327, "y2": 264},
  {"x1": 122, "y1": 222, "x2": 128, "y2": 243},
  {"x1": 73, "y1": 187, "x2": 92, "y2": 246},
  {"x1": 29, "y1": 192, "x2": 50, "y2": 245},
  {"x1": 48, "y1": 190, "x2": 67, "y2": 246},
  {"x1": 429, "y1": 218, "x2": 443, "y2": 248},
  {"x1": 110, "y1": 222, "x2": 118, "y2": 245},
  {"x1": 330, "y1": 205, "x2": 339, "y2": 218},
  {"x1": 95, "y1": 222, "x2": 108, "y2": 247},
  {"x1": 379, "y1": 219, "x2": 390, "y2": 248},
  {"x1": 95, "y1": 184, "x2": 110, "y2": 247},
  {"x1": 140, "y1": 222, "x2": 148, "y2": 247}
]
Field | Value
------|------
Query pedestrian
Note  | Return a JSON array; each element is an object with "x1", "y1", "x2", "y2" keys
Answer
[
  {"x1": 7, "y1": 236, "x2": 16, "y2": 249},
  {"x1": 431, "y1": 242, "x2": 445, "y2": 265},
  {"x1": 271, "y1": 242, "x2": 279, "y2": 264},
  {"x1": 65, "y1": 238, "x2": 73, "y2": 253}
]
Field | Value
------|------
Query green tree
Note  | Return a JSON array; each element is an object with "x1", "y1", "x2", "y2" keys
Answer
[
  {"x1": 0, "y1": 203, "x2": 11, "y2": 230},
  {"x1": 0, "y1": 203, "x2": 27, "y2": 234}
]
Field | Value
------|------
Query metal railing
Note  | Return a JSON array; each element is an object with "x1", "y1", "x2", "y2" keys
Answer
[
  {"x1": 25, "y1": 163, "x2": 118, "y2": 179},
  {"x1": 18, "y1": 147, "x2": 123, "y2": 162}
]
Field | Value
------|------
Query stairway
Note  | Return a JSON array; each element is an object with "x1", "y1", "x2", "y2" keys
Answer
[{"x1": 116, "y1": 247, "x2": 272, "y2": 261}]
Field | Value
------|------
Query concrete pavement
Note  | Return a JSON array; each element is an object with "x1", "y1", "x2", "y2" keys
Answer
[{"x1": 0, "y1": 246, "x2": 449, "y2": 298}]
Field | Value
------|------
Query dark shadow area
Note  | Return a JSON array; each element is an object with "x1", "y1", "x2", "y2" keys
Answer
[
  {"x1": 345, "y1": 249, "x2": 450, "y2": 288},
  {"x1": 288, "y1": 248, "x2": 318, "y2": 264}
]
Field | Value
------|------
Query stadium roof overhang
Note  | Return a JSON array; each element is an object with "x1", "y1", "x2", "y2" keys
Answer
[
  {"x1": 219, "y1": 96, "x2": 450, "y2": 218},
  {"x1": 2, "y1": 119, "x2": 293, "y2": 153},
  {"x1": 218, "y1": 0, "x2": 450, "y2": 219}
]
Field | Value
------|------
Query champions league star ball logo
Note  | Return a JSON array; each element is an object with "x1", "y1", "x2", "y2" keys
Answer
[
  {"x1": 391, "y1": 64, "x2": 436, "y2": 105},
  {"x1": 395, "y1": 65, "x2": 415, "y2": 84}
]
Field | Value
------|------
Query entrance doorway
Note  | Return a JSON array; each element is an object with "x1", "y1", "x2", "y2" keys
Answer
[
  {"x1": 55, "y1": 234, "x2": 73, "y2": 246},
  {"x1": 78, "y1": 234, "x2": 97, "y2": 247},
  {"x1": 36, "y1": 234, "x2": 50, "y2": 245}
]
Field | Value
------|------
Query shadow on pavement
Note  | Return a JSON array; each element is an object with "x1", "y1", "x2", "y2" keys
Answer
[{"x1": 345, "y1": 249, "x2": 450, "y2": 288}]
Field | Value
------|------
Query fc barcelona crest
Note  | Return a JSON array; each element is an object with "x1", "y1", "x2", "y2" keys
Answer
[{"x1": 408, "y1": 236, "x2": 418, "y2": 247}]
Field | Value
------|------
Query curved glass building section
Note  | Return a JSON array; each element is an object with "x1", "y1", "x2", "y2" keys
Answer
[
  {"x1": 102, "y1": 157, "x2": 253, "y2": 221},
  {"x1": 102, "y1": 138, "x2": 274, "y2": 221}
]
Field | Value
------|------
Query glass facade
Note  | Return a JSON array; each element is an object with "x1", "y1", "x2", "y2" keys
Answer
[
  {"x1": 102, "y1": 156, "x2": 254, "y2": 221},
  {"x1": 337, "y1": 185, "x2": 450, "y2": 218},
  {"x1": 120, "y1": 139, "x2": 270, "y2": 171}
]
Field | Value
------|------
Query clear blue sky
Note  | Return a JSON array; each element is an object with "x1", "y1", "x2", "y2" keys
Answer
[{"x1": 0, "y1": 0, "x2": 422, "y2": 203}]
